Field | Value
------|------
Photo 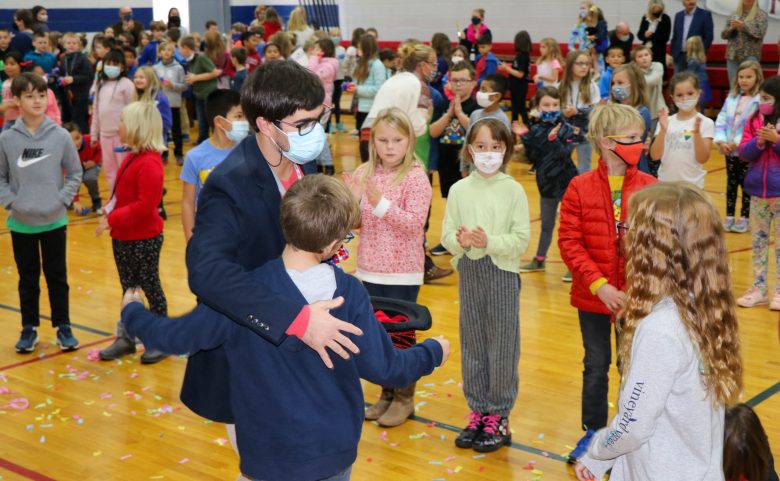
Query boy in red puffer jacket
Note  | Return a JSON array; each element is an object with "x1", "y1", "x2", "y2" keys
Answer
[
  {"x1": 557, "y1": 103, "x2": 657, "y2": 464},
  {"x1": 64, "y1": 122, "x2": 102, "y2": 214}
]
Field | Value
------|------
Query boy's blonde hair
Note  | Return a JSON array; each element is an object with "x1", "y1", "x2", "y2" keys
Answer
[
  {"x1": 586, "y1": 103, "x2": 645, "y2": 155},
  {"x1": 731, "y1": 60, "x2": 763, "y2": 96},
  {"x1": 133, "y1": 66, "x2": 162, "y2": 103},
  {"x1": 157, "y1": 41, "x2": 175, "y2": 55},
  {"x1": 356, "y1": 107, "x2": 418, "y2": 188},
  {"x1": 280, "y1": 175, "x2": 359, "y2": 254},
  {"x1": 686, "y1": 36, "x2": 707, "y2": 64},
  {"x1": 621, "y1": 183, "x2": 742, "y2": 406},
  {"x1": 121, "y1": 101, "x2": 166, "y2": 153}
]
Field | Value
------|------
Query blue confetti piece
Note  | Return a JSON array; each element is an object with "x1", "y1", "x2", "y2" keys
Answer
[
  {"x1": 39, "y1": 435, "x2": 45, "y2": 443},
  {"x1": 428, "y1": 461, "x2": 442, "y2": 465},
  {"x1": 26, "y1": 424, "x2": 33, "y2": 431},
  {"x1": 472, "y1": 454, "x2": 486, "y2": 459}
]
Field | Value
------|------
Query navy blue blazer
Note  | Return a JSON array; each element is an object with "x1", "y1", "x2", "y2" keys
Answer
[
  {"x1": 671, "y1": 7, "x2": 713, "y2": 57},
  {"x1": 181, "y1": 135, "x2": 317, "y2": 423}
]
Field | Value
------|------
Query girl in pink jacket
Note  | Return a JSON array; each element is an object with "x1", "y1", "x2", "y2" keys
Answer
[
  {"x1": 90, "y1": 48, "x2": 134, "y2": 191},
  {"x1": 308, "y1": 38, "x2": 340, "y2": 173}
]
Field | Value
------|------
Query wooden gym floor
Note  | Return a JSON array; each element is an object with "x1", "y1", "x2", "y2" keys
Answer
[{"x1": 0, "y1": 109, "x2": 777, "y2": 481}]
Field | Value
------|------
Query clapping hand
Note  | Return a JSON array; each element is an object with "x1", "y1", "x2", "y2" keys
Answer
[
  {"x1": 456, "y1": 225, "x2": 473, "y2": 249},
  {"x1": 364, "y1": 177, "x2": 382, "y2": 207},
  {"x1": 658, "y1": 108, "x2": 669, "y2": 131},
  {"x1": 757, "y1": 123, "x2": 780, "y2": 145},
  {"x1": 548, "y1": 123, "x2": 562, "y2": 142},
  {"x1": 471, "y1": 226, "x2": 488, "y2": 249}
]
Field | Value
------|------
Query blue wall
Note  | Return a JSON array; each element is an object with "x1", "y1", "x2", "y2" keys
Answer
[{"x1": 0, "y1": 4, "x2": 338, "y2": 34}]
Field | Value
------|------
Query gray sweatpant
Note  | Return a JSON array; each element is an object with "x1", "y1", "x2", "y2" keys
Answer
[
  {"x1": 458, "y1": 256, "x2": 521, "y2": 417},
  {"x1": 83, "y1": 166, "x2": 101, "y2": 203}
]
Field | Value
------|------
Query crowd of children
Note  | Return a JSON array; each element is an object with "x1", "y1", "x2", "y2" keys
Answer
[{"x1": 0, "y1": 4, "x2": 778, "y2": 480}]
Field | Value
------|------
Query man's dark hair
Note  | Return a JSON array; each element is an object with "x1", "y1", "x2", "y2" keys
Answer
[
  {"x1": 317, "y1": 38, "x2": 335, "y2": 58},
  {"x1": 32, "y1": 31, "x2": 47, "y2": 41},
  {"x1": 11, "y1": 72, "x2": 47, "y2": 97},
  {"x1": 205, "y1": 20, "x2": 218, "y2": 30},
  {"x1": 483, "y1": 73, "x2": 506, "y2": 95},
  {"x1": 230, "y1": 47, "x2": 247, "y2": 65},
  {"x1": 205, "y1": 89, "x2": 242, "y2": 131},
  {"x1": 240, "y1": 30, "x2": 259, "y2": 44},
  {"x1": 241, "y1": 60, "x2": 324, "y2": 129}
]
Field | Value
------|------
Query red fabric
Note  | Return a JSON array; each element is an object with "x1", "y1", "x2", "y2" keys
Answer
[
  {"x1": 79, "y1": 135, "x2": 102, "y2": 166},
  {"x1": 246, "y1": 50, "x2": 262, "y2": 73},
  {"x1": 262, "y1": 21, "x2": 282, "y2": 41},
  {"x1": 475, "y1": 55, "x2": 487, "y2": 84},
  {"x1": 285, "y1": 304, "x2": 310, "y2": 339},
  {"x1": 374, "y1": 310, "x2": 410, "y2": 325},
  {"x1": 558, "y1": 159, "x2": 657, "y2": 314},
  {"x1": 107, "y1": 150, "x2": 164, "y2": 241}
]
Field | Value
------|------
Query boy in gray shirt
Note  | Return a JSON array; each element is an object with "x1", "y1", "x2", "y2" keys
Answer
[{"x1": 0, "y1": 73, "x2": 82, "y2": 353}]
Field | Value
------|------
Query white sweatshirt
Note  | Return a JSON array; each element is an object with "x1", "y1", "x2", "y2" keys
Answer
[{"x1": 580, "y1": 297, "x2": 725, "y2": 481}]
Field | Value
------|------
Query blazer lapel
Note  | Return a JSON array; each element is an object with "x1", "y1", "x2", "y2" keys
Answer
[{"x1": 244, "y1": 137, "x2": 285, "y2": 247}]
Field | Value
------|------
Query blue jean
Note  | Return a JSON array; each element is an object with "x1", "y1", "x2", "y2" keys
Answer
[
  {"x1": 727, "y1": 56, "x2": 758, "y2": 87},
  {"x1": 575, "y1": 142, "x2": 592, "y2": 174}
]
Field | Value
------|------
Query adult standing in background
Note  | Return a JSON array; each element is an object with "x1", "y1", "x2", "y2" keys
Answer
[
  {"x1": 167, "y1": 8, "x2": 188, "y2": 36},
  {"x1": 721, "y1": 0, "x2": 767, "y2": 86},
  {"x1": 10, "y1": 10, "x2": 34, "y2": 56},
  {"x1": 31, "y1": 6, "x2": 48, "y2": 33},
  {"x1": 638, "y1": 0, "x2": 672, "y2": 77},
  {"x1": 112, "y1": 6, "x2": 145, "y2": 49},
  {"x1": 262, "y1": 7, "x2": 283, "y2": 42},
  {"x1": 287, "y1": 6, "x2": 314, "y2": 49},
  {"x1": 458, "y1": 9, "x2": 491, "y2": 63},
  {"x1": 670, "y1": 0, "x2": 713, "y2": 73},
  {"x1": 608, "y1": 22, "x2": 635, "y2": 60}
]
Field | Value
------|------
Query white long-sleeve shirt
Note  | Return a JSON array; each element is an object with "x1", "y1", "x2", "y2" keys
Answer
[{"x1": 581, "y1": 297, "x2": 725, "y2": 481}]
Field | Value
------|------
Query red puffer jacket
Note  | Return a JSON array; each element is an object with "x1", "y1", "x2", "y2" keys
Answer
[{"x1": 558, "y1": 159, "x2": 657, "y2": 314}]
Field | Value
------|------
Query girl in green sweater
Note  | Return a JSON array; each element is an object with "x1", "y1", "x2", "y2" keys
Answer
[{"x1": 441, "y1": 118, "x2": 531, "y2": 453}]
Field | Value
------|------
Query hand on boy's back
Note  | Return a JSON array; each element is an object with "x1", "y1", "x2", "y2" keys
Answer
[
  {"x1": 302, "y1": 297, "x2": 364, "y2": 370},
  {"x1": 432, "y1": 336, "x2": 450, "y2": 365}
]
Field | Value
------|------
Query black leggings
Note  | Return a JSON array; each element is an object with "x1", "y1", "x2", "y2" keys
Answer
[
  {"x1": 112, "y1": 235, "x2": 167, "y2": 317},
  {"x1": 726, "y1": 155, "x2": 750, "y2": 218},
  {"x1": 356, "y1": 111, "x2": 369, "y2": 162},
  {"x1": 509, "y1": 82, "x2": 529, "y2": 124}
]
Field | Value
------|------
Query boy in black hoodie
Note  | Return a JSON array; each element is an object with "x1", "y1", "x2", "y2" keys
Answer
[
  {"x1": 0, "y1": 73, "x2": 82, "y2": 353},
  {"x1": 56, "y1": 32, "x2": 93, "y2": 133},
  {"x1": 520, "y1": 86, "x2": 577, "y2": 275}
]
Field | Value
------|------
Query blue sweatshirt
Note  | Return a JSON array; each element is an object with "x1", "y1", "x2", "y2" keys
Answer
[
  {"x1": 123, "y1": 257, "x2": 443, "y2": 481},
  {"x1": 138, "y1": 40, "x2": 161, "y2": 66},
  {"x1": 24, "y1": 51, "x2": 57, "y2": 73}
]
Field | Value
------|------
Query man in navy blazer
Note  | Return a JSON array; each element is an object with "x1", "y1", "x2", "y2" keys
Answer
[
  {"x1": 671, "y1": 0, "x2": 714, "y2": 72},
  {"x1": 182, "y1": 61, "x2": 363, "y2": 425}
]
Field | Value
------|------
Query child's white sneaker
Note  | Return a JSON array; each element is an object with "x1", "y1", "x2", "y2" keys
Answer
[
  {"x1": 722, "y1": 216, "x2": 735, "y2": 232},
  {"x1": 732, "y1": 217, "x2": 749, "y2": 233},
  {"x1": 737, "y1": 287, "x2": 768, "y2": 308}
]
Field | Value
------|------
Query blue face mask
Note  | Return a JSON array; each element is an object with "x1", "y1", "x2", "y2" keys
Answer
[
  {"x1": 611, "y1": 85, "x2": 630, "y2": 102},
  {"x1": 540, "y1": 110, "x2": 560, "y2": 123},
  {"x1": 224, "y1": 119, "x2": 250, "y2": 142},
  {"x1": 272, "y1": 122, "x2": 326, "y2": 164},
  {"x1": 104, "y1": 65, "x2": 121, "y2": 79}
]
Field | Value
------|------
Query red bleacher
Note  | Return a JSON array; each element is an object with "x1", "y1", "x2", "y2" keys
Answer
[{"x1": 374, "y1": 41, "x2": 780, "y2": 108}]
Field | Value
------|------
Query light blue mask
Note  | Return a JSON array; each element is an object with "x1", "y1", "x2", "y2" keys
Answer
[
  {"x1": 273, "y1": 122, "x2": 326, "y2": 164},
  {"x1": 104, "y1": 65, "x2": 121, "y2": 79},
  {"x1": 224, "y1": 119, "x2": 250, "y2": 142},
  {"x1": 611, "y1": 85, "x2": 630, "y2": 102}
]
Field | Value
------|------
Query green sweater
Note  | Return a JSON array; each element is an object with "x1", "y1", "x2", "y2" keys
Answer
[
  {"x1": 189, "y1": 54, "x2": 217, "y2": 100},
  {"x1": 441, "y1": 171, "x2": 531, "y2": 273}
]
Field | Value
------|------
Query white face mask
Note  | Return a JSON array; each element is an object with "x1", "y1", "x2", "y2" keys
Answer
[
  {"x1": 451, "y1": 55, "x2": 465, "y2": 64},
  {"x1": 470, "y1": 148, "x2": 504, "y2": 174},
  {"x1": 674, "y1": 96, "x2": 699, "y2": 112},
  {"x1": 476, "y1": 91, "x2": 497, "y2": 108}
]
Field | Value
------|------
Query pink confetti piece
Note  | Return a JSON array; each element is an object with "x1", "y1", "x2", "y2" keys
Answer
[
  {"x1": 425, "y1": 421, "x2": 436, "y2": 428},
  {"x1": 100, "y1": 393, "x2": 112, "y2": 400},
  {"x1": 389, "y1": 442, "x2": 398, "y2": 447},
  {"x1": 215, "y1": 437, "x2": 228, "y2": 446},
  {"x1": 0, "y1": 387, "x2": 11, "y2": 394},
  {"x1": 1, "y1": 397, "x2": 29, "y2": 410},
  {"x1": 444, "y1": 456, "x2": 456, "y2": 463},
  {"x1": 479, "y1": 466, "x2": 486, "y2": 472},
  {"x1": 130, "y1": 373, "x2": 139, "y2": 379},
  {"x1": 120, "y1": 454, "x2": 133, "y2": 460},
  {"x1": 366, "y1": 457, "x2": 373, "y2": 463},
  {"x1": 86, "y1": 350, "x2": 100, "y2": 362},
  {"x1": 178, "y1": 458, "x2": 189, "y2": 464}
]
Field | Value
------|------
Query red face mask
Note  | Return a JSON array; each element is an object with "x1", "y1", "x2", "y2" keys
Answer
[{"x1": 610, "y1": 140, "x2": 644, "y2": 166}]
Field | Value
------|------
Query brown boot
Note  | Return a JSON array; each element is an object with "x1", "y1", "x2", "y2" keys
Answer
[
  {"x1": 377, "y1": 383, "x2": 415, "y2": 427},
  {"x1": 364, "y1": 387, "x2": 393, "y2": 421}
]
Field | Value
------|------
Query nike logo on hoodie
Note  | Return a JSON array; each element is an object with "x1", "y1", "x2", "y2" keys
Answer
[{"x1": 17, "y1": 148, "x2": 50, "y2": 168}]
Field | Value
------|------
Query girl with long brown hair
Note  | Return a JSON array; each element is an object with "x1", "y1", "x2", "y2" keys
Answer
[{"x1": 575, "y1": 182, "x2": 742, "y2": 480}]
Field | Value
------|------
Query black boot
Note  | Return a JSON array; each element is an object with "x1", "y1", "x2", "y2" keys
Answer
[{"x1": 324, "y1": 165, "x2": 335, "y2": 176}]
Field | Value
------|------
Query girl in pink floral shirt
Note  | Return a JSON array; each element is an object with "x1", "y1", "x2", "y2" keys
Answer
[{"x1": 346, "y1": 107, "x2": 431, "y2": 428}]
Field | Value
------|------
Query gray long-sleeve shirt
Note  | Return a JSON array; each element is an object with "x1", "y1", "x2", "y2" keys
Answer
[{"x1": 581, "y1": 297, "x2": 725, "y2": 481}]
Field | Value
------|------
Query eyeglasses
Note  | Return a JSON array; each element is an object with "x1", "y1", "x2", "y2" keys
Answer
[{"x1": 274, "y1": 105, "x2": 332, "y2": 136}]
